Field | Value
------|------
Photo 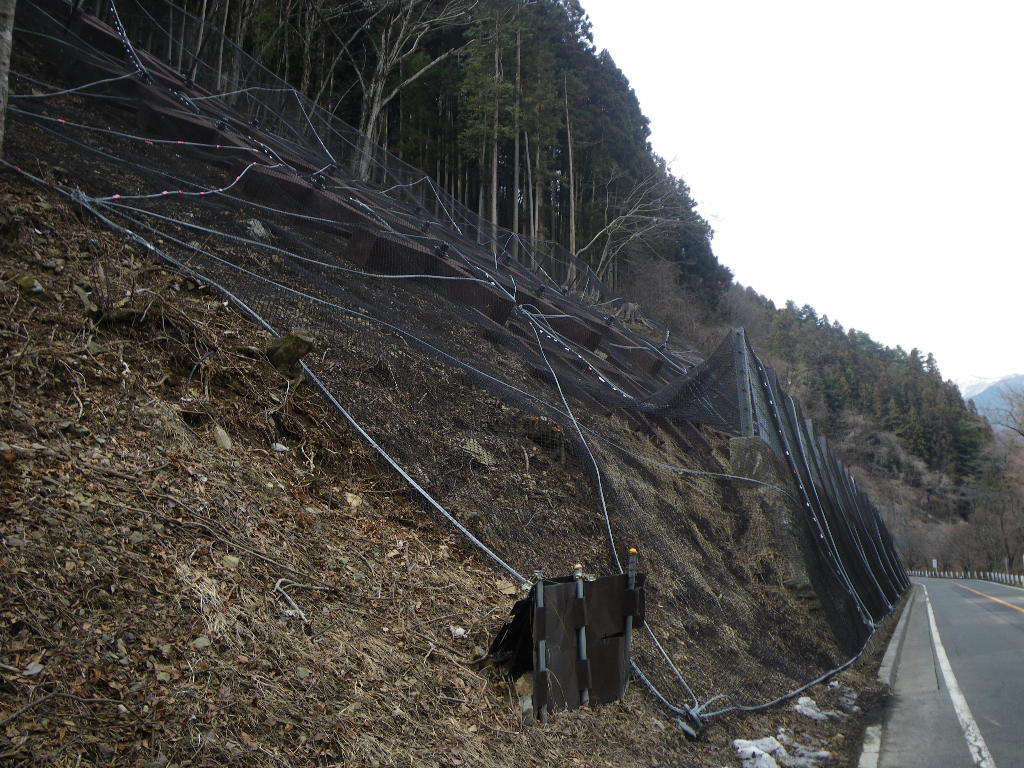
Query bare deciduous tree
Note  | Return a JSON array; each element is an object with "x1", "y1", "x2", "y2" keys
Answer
[
  {"x1": 994, "y1": 384, "x2": 1024, "y2": 440},
  {"x1": 576, "y1": 171, "x2": 702, "y2": 289},
  {"x1": 333, "y1": 0, "x2": 475, "y2": 180},
  {"x1": 973, "y1": 432, "x2": 1024, "y2": 569}
]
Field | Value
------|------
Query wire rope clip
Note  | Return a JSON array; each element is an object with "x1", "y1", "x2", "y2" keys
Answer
[
  {"x1": 676, "y1": 716, "x2": 699, "y2": 739},
  {"x1": 310, "y1": 173, "x2": 327, "y2": 190}
]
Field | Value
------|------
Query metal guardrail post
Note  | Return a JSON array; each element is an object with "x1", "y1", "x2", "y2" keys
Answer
[
  {"x1": 574, "y1": 564, "x2": 590, "y2": 707},
  {"x1": 732, "y1": 329, "x2": 755, "y2": 437},
  {"x1": 534, "y1": 571, "x2": 548, "y2": 724},
  {"x1": 624, "y1": 547, "x2": 638, "y2": 660}
]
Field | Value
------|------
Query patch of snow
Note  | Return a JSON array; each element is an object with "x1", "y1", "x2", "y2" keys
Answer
[
  {"x1": 828, "y1": 681, "x2": 862, "y2": 714},
  {"x1": 777, "y1": 729, "x2": 833, "y2": 764},
  {"x1": 734, "y1": 731, "x2": 833, "y2": 768},
  {"x1": 734, "y1": 737, "x2": 785, "y2": 768},
  {"x1": 794, "y1": 695, "x2": 842, "y2": 721}
]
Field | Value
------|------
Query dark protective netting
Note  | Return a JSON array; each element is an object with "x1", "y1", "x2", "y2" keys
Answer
[
  {"x1": 4, "y1": 0, "x2": 908, "y2": 728},
  {"x1": 635, "y1": 329, "x2": 744, "y2": 430}
]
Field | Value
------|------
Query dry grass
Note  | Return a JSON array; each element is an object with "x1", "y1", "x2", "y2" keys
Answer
[
  {"x1": 0, "y1": 172, "x2": 891, "y2": 768},
  {"x1": 0, "y1": 176, "x2": 689, "y2": 767}
]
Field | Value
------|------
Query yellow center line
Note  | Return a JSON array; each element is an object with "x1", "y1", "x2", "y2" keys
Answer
[{"x1": 955, "y1": 582, "x2": 1024, "y2": 615}]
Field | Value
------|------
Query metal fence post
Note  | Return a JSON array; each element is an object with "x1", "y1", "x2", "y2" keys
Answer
[
  {"x1": 732, "y1": 329, "x2": 755, "y2": 437},
  {"x1": 574, "y1": 564, "x2": 590, "y2": 707},
  {"x1": 534, "y1": 571, "x2": 548, "y2": 724},
  {"x1": 624, "y1": 547, "x2": 638, "y2": 660}
]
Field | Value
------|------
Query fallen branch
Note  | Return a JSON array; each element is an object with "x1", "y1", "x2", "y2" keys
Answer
[
  {"x1": 144, "y1": 493, "x2": 335, "y2": 590},
  {"x1": 0, "y1": 692, "x2": 136, "y2": 728}
]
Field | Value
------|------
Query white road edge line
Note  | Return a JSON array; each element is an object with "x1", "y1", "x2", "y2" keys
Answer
[{"x1": 922, "y1": 584, "x2": 998, "y2": 768}]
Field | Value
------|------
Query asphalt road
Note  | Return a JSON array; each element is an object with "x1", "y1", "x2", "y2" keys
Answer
[{"x1": 879, "y1": 577, "x2": 1024, "y2": 768}]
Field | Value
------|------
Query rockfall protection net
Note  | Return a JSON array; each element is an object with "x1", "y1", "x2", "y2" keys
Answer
[{"x1": 5, "y1": 0, "x2": 908, "y2": 731}]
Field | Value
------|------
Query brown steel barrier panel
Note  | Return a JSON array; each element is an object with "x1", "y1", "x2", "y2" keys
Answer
[{"x1": 490, "y1": 572, "x2": 646, "y2": 720}]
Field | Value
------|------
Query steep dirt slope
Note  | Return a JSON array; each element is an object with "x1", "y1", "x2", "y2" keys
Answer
[
  {"x1": 0, "y1": 0, "x2": 918, "y2": 729},
  {"x1": 0, "y1": 176, "x2": 891, "y2": 767}
]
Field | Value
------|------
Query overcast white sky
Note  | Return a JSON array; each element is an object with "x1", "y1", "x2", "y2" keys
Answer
[{"x1": 583, "y1": 0, "x2": 1024, "y2": 388}]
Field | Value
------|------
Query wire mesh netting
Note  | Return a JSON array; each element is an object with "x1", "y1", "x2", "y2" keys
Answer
[{"x1": 4, "y1": 0, "x2": 908, "y2": 729}]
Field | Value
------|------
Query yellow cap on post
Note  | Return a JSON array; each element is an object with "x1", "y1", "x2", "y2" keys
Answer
[{"x1": 628, "y1": 547, "x2": 638, "y2": 555}]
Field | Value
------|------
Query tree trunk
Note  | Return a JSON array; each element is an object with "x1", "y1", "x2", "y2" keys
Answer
[
  {"x1": 533, "y1": 140, "x2": 542, "y2": 240},
  {"x1": 351, "y1": 2, "x2": 469, "y2": 182},
  {"x1": 524, "y1": 132, "x2": 534, "y2": 237},
  {"x1": 227, "y1": 8, "x2": 249, "y2": 101},
  {"x1": 511, "y1": 24, "x2": 521, "y2": 261},
  {"x1": 563, "y1": 79, "x2": 577, "y2": 288},
  {"x1": 300, "y1": 5, "x2": 313, "y2": 97},
  {"x1": 192, "y1": 0, "x2": 209, "y2": 82},
  {"x1": 356, "y1": 80, "x2": 386, "y2": 181},
  {"x1": 456, "y1": 151, "x2": 462, "y2": 208},
  {"x1": 564, "y1": 76, "x2": 576, "y2": 258},
  {"x1": 477, "y1": 141, "x2": 485, "y2": 243},
  {"x1": 280, "y1": 0, "x2": 290, "y2": 84},
  {"x1": 215, "y1": 0, "x2": 228, "y2": 90},
  {"x1": 524, "y1": 131, "x2": 535, "y2": 267},
  {"x1": 176, "y1": 4, "x2": 186, "y2": 70},
  {"x1": 550, "y1": 178, "x2": 557, "y2": 248},
  {"x1": 229, "y1": 9, "x2": 243, "y2": 96},
  {"x1": 166, "y1": 0, "x2": 174, "y2": 62},
  {"x1": 489, "y1": 37, "x2": 499, "y2": 252},
  {"x1": 0, "y1": 0, "x2": 12, "y2": 160}
]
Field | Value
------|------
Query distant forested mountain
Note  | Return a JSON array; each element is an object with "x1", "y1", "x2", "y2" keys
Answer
[
  {"x1": 965, "y1": 374, "x2": 1024, "y2": 427},
  {"x1": 723, "y1": 291, "x2": 991, "y2": 480}
]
